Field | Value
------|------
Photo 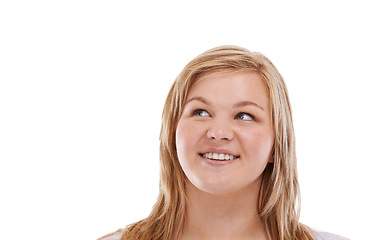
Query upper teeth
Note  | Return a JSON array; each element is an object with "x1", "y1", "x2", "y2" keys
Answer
[{"x1": 201, "y1": 153, "x2": 238, "y2": 161}]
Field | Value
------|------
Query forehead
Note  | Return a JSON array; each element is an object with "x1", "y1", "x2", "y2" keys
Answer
[{"x1": 187, "y1": 70, "x2": 269, "y2": 108}]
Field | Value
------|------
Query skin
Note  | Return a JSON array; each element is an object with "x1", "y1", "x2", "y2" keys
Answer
[{"x1": 175, "y1": 70, "x2": 275, "y2": 240}]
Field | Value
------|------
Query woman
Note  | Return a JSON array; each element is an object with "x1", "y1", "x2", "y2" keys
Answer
[{"x1": 99, "y1": 46, "x2": 347, "y2": 240}]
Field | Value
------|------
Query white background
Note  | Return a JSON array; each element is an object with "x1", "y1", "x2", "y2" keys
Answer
[{"x1": 1, "y1": 1, "x2": 367, "y2": 239}]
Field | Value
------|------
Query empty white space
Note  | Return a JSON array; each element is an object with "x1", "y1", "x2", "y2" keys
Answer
[{"x1": 1, "y1": 1, "x2": 366, "y2": 239}]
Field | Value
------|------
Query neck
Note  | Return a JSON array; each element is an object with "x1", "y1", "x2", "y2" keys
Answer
[{"x1": 180, "y1": 179, "x2": 268, "y2": 240}]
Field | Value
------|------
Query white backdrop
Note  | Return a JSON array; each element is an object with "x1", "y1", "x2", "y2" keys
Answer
[{"x1": 1, "y1": 1, "x2": 367, "y2": 239}]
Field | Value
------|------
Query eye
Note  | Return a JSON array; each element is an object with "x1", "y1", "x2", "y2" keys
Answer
[
  {"x1": 192, "y1": 109, "x2": 210, "y2": 117},
  {"x1": 235, "y1": 112, "x2": 253, "y2": 121}
]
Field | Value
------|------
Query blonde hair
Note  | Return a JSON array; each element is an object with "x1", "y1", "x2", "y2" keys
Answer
[{"x1": 121, "y1": 45, "x2": 314, "y2": 240}]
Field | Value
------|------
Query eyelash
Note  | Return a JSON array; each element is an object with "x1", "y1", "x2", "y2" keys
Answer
[
  {"x1": 192, "y1": 109, "x2": 209, "y2": 117},
  {"x1": 192, "y1": 109, "x2": 254, "y2": 120},
  {"x1": 235, "y1": 112, "x2": 254, "y2": 121}
]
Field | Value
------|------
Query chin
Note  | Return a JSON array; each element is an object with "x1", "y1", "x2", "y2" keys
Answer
[
  {"x1": 193, "y1": 181, "x2": 245, "y2": 196},
  {"x1": 190, "y1": 176, "x2": 263, "y2": 197}
]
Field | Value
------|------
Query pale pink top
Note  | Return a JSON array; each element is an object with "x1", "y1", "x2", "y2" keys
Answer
[
  {"x1": 98, "y1": 228, "x2": 348, "y2": 240},
  {"x1": 98, "y1": 229, "x2": 124, "y2": 240}
]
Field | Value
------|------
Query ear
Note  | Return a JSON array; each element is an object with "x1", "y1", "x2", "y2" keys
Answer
[
  {"x1": 268, "y1": 146, "x2": 275, "y2": 163},
  {"x1": 268, "y1": 154, "x2": 274, "y2": 163}
]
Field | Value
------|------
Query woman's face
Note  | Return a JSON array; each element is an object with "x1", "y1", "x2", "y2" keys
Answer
[{"x1": 175, "y1": 70, "x2": 274, "y2": 196}]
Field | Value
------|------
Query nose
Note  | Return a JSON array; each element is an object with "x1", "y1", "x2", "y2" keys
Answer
[{"x1": 206, "y1": 117, "x2": 234, "y2": 141}]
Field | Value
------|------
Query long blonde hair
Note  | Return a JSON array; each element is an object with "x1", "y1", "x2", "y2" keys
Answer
[{"x1": 121, "y1": 45, "x2": 314, "y2": 240}]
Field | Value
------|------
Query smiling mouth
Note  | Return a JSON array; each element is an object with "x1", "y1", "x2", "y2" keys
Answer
[{"x1": 199, "y1": 152, "x2": 240, "y2": 161}]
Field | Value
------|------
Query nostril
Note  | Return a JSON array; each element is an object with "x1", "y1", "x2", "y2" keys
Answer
[{"x1": 207, "y1": 128, "x2": 234, "y2": 141}]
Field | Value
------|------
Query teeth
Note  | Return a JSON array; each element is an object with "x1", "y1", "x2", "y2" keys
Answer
[{"x1": 201, "y1": 152, "x2": 238, "y2": 161}]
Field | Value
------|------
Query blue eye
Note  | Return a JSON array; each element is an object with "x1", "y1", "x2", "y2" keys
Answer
[
  {"x1": 193, "y1": 109, "x2": 210, "y2": 117},
  {"x1": 235, "y1": 112, "x2": 253, "y2": 121}
]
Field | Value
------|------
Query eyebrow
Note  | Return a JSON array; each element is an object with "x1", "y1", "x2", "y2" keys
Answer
[
  {"x1": 185, "y1": 96, "x2": 264, "y2": 110},
  {"x1": 233, "y1": 100, "x2": 264, "y2": 110},
  {"x1": 185, "y1": 96, "x2": 212, "y2": 106}
]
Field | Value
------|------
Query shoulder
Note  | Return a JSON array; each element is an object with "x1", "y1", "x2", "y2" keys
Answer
[
  {"x1": 311, "y1": 229, "x2": 349, "y2": 240},
  {"x1": 97, "y1": 229, "x2": 125, "y2": 240}
]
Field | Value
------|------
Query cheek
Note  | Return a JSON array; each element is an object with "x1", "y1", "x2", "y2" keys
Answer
[
  {"x1": 175, "y1": 120, "x2": 202, "y2": 161},
  {"x1": 175, "y1": 121, "x2": 187, "y2": 158},
  {"x1": 239, "y1": 126, "x2": 274, "y2": 159}
]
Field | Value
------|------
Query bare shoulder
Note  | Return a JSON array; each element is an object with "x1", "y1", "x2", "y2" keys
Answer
[
  {"x1": 312, "y1": 230, "x2": 349, "y2": 240},
  {"x1": 98, "y1": 229, "x2": 125, "y2": 240}
]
